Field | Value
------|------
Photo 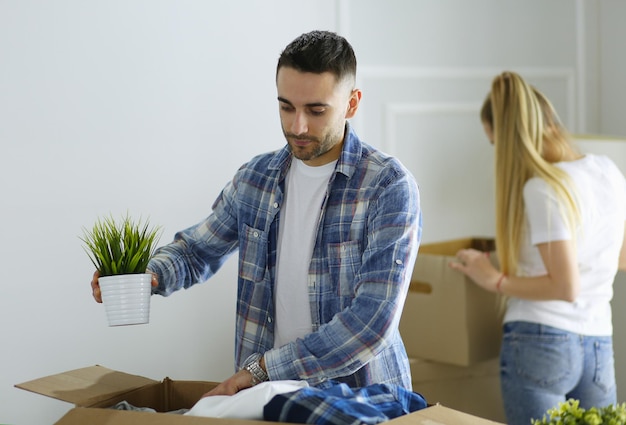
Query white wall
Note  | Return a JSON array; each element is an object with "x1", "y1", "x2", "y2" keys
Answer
[
  {"x1": 599, "y1": 0, "x2": 626, "y2": 136},
  {"x1": 2, "y1": 1, "x2": 626, "y2": 424},
  {"x1": 0, "y1": 1, "x2": 338, "y2": 423}
]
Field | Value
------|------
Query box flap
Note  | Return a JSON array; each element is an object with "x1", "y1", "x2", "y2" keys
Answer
[
  {"x1": 15, "y1": 365, "x2": 157, "y2": 407},
  {"x1": 389, "y1": 404, "x2": 505, "y2": 425},
  {"x1": 418, "y1": 238, "x2": 495, "y2": 257}
]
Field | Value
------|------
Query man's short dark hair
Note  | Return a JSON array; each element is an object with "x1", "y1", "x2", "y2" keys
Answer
[{"x1": 277, "y1": 30, "x2": 357, "y2": 84}]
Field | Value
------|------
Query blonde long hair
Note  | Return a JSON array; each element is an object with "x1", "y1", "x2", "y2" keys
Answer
[{"x1": 481, "y1": 72, "x2": 581, "y2": 276}]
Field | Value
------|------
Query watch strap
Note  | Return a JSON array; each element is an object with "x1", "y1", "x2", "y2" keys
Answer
[{"x1": 243, "y1": 353, "x2": 269, "y2": 385}]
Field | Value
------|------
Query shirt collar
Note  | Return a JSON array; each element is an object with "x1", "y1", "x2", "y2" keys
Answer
[{"x1": 268, "y1": 122, "x2": 362, "y2": 181}]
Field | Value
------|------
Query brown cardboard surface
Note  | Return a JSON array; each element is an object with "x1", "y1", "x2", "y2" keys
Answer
[
  {"x1": 399, "y1": 237, "x2": 502, "y2": 366},
  {"x1": 55, "y1": 407, "x2": 279, "y2": 425},
  {"x1": 15, "y1": 366, "x2": 218, "y2": 412},
  {"x1": 55, "y1": 404, "x2": 505, "y2": 425},
  {"x1": 17, "y1": 365, "x2": 505, "y2": 424},
  {"x1": 418, "y1": 238, "x2": 495, "y2": 256},
  {"x1": 389, "y1": 404, "x2": 505, "y2": 425},
  {"x1": 410, "y1": 357, "x2": 500, "y2": 382},
  {"x1": 410, "y1": 358, "x2": 505, "y2": 423},
  {"x1": 15, "y1": 365, "x2": 157, "y2": 407}
]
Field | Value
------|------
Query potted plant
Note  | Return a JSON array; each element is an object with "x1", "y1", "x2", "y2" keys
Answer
[
  {"x1": 81, "y1": 213, "x2": 162, "y2": 326},
  {"x1": 532, "y1": 398, "x2": 626, "y2": 425}
]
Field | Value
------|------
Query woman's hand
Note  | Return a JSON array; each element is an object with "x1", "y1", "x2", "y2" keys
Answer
[{"x1": 448, "y1": 248, "x2": 502, "y2": 292}]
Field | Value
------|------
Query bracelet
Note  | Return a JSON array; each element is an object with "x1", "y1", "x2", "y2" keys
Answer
[
  {"x1": 243, "y1": 353, "x2": 269, "y2": 385},
  {"x1": 495, "y1": 273, "x2": 506, "y2": 293}
]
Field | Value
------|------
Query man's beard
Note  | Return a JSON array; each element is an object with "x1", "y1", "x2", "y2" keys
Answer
[{"x1": 283, "y1": 129, "x2": 341, "y2": 162}]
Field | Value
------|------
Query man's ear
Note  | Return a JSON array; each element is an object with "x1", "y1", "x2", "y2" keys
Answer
[{"x1": 345, "y1": 89, "x2": 362, "y2": 119}]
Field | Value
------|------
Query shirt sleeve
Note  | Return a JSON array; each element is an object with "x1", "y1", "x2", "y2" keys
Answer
[{"x1": 147, "y1": 177, "x2": 240, "y2": 297}]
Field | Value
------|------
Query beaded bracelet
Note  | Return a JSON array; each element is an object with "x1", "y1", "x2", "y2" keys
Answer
[{"x1": 495, "y1": 273, "x2": 506, "y2": 293}]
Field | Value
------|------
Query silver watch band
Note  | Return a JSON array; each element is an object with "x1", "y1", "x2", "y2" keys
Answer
[{"x1": 243, "y1": 353, "x2": 269, "y2": 385}]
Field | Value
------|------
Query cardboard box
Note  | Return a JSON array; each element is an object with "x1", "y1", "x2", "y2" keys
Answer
[
  {"x1": 410, "y1": 357, "x2": 506, "y2": 423},
  {"x1": 399, "y1": 238, "x2": 503, "y2": 366},
  {"x1": 16, "y1": 365, "x2": 505, "y2": 424}
]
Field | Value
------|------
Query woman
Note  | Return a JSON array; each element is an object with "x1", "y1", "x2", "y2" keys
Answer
[{"x1": 449, "y1": 71, "x2": 626, "y2": 425}]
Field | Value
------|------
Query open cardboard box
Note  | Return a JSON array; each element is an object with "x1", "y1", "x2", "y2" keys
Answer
[
  {"x1": 399, "y1": 238, "x2": 503, "y2": 366},
  {"x1": 410, "y1": 357, "x2": 505, "y2": 423},
  {"x1": 16, "y1": 365, "x2": 505, "y2": 424}
]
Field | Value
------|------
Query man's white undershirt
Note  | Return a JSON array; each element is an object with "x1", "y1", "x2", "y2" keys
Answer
[{"x1": 273, "y1": 158, "x2": 336, "y2": 348}]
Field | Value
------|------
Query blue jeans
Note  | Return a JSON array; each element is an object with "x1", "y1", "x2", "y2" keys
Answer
[{"x1": 500, "y1": 321, "x2": 616, "y2": 425}]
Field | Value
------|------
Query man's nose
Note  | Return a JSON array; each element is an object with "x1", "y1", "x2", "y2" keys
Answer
[{"x1": 291, "y1": 111, "x2": 308, "y2": 135}]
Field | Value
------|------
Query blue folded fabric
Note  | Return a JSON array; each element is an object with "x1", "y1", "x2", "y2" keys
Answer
[{"x1": 263, "y1": 382, "x2": 427, "y2": 425}]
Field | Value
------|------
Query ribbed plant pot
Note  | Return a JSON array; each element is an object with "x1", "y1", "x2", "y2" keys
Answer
[{"x1": 98, "y1": 273, "x2": 152, "y2": 326}]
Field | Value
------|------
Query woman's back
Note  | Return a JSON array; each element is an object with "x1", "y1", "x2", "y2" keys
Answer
[{"x1": 507, "y1": 153, "x2": 626, "y2": 335}]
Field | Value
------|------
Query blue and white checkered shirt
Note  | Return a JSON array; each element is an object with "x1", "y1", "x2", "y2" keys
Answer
[
  {"x1": 263, "y1": 381, "x2": 428, "y2": 425},
  {"x1": 148, "y1": 123, "x2": 421, "y2": 389}
]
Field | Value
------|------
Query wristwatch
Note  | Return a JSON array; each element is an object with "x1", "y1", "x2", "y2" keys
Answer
[{"x1": 243, "y1": 353, "x2": 269, "y2": 385}]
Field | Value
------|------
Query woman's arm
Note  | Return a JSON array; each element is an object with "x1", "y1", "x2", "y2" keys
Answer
[
  {"x1": 501, "y1": 240, "x2": 579, "y2": 301},
  {"x1": 451, "y1": 239, "x2": 579, "y2": 302}
]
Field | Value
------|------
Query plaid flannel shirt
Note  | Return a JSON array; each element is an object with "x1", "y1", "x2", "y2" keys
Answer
[
  {"x1": 263, "y1": 382, "x2": 427, "y2": 425},
  {"x1": 148, "y1": 123, "x2": 421, "y2": 389}
]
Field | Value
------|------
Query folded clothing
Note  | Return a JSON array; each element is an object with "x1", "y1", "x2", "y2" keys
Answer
[
  {"x1": 108, "y1": 381, "x2": 308, "y2": 418},
  {"x1": 263, "y1": 382, "x2": 427, "y2": 425},
  {"x1": 185, "y1": 380, "x2": 310, "y2": 419},
  {"x1": 110, "y1": 400, "x2": 188, "y2": 414}
]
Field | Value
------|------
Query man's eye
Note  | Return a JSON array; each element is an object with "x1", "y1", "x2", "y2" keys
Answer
[
  {"x1": 280, "y1": 105, "x2": 295, "y2": 112},
  {"x1": 310, "y1": 109, "x2": 325, "y2": 116}
]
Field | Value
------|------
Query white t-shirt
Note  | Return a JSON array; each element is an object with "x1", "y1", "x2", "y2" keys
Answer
[
  {"x1": 183, "y1": 381, "x2": 309, "y2": 421},
  {"x1": 185, "y1": 380, "x2": 309, "y2": 419},
  {"x1": 504, "y1": 154, "x2": 626, "y2": 335},
  {"x1": 273, "y1": 159, "x2": 336, "y2": 348}
]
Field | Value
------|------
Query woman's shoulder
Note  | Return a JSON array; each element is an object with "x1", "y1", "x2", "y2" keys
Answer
[
  {"x1": 571, "y1": 153, "x2": 617, "y2": 167},
  {"x1": 522, "y1": 175, "x2": 552, "y2": 200},
  {"x1": 565, "y1": 154, "x2": 625, "y2": 180}
]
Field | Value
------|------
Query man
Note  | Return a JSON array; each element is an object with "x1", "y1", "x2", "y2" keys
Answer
[{"x1": 91, "y1": 30, "x2": 421, "y2": 396}]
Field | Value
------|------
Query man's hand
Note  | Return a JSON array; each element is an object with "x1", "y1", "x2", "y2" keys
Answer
[
  {"x1": 91, "y1": 271, "x2": 103, "y2": 303},
  {"x1": 201, "y1": 369, "x2": 255, "y2": 397}
]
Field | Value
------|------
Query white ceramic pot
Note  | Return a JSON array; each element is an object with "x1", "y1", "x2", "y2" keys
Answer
[{"x1": 98, "y1": 273, "x2": 152, "y2": 326}]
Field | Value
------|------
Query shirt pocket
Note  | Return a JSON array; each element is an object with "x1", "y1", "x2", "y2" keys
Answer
[
  {"x1": 328, "y1": 240, "x2": 362, "y2": 296},
  {"x1": 239, "y1": 224, "x2": 268, "y2": 282}
]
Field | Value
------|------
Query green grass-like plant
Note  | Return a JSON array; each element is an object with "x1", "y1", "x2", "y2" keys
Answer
[
  {"x1": 80, "y1": 214, "x2": 162, "y2": 277},
  {"x1": 532, "y1": 399, "x2": 626, "y2": 425}
]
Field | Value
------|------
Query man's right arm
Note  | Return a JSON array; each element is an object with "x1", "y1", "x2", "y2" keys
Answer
[{"x1": 148, "y1": 181, "x2": 241, "y2": 297}]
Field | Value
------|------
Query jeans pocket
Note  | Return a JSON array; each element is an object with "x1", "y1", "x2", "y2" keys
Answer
[
  {"x1": 593, "y1": 339, "x2": 616, "y2": 393},
  {"x1": 504, "y1": 328, "x2": 572, "y2": 389}
]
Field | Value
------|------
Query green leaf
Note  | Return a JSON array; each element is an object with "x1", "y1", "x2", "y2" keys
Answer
[
  {"x1": 79, "y1": 213, "x2": 162, "y2": 276},
  {"x1": 532, "y1": 399, "x2": 626, "y2": 425}
]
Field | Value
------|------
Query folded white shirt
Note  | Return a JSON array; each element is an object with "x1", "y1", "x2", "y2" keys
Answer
[{"x1": 184, "y1": 380, "x2": 309, "y2": 419}]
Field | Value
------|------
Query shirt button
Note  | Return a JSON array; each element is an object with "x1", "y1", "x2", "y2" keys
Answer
[
  {"x1": 267, "y1": 317, "x2": 272, "y2": 323},
  {"x1": 253, "y1": 231, "x2": 259, "y2": 238},
  {"x1": 395, "y1": 259, "x2": 403, "y2": 265},
  {"x1": 273, "y1": 202, "x2": 279, "y2": 208}
]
